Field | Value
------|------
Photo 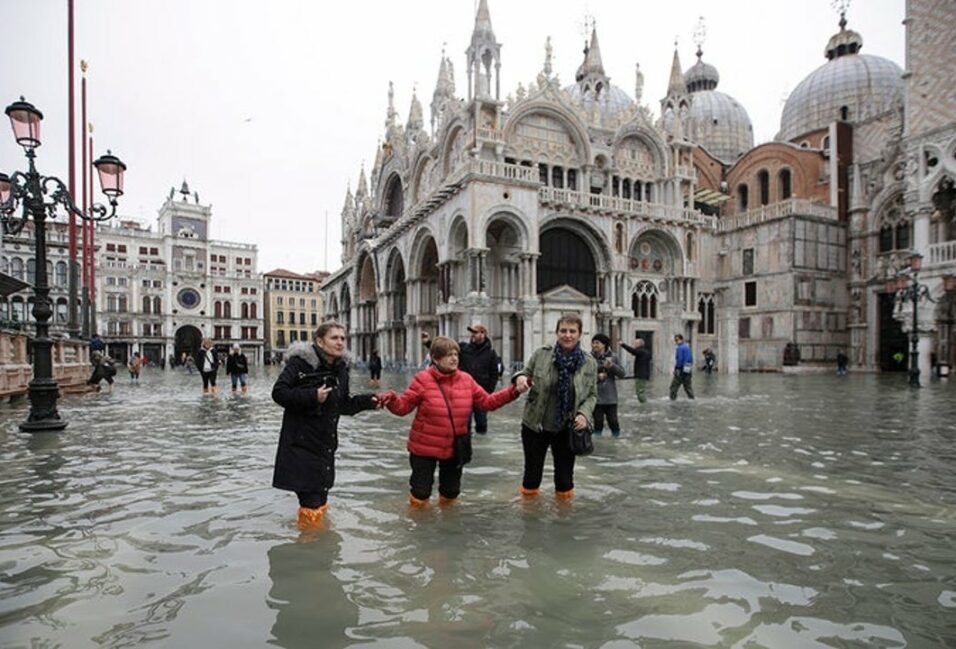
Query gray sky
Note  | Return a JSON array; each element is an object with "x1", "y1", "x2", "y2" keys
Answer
[{"x1": 2, "y1": 0, "x2": 904, "y2": 274}]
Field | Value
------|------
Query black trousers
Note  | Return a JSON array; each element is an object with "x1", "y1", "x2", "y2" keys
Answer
[
  {"x1": 201, "y1": 370, "x2": 217, "y2": 389},
  {"x1": 409, "y1": 453, "x2": 462, "y2": 500},
  {"x1": 521, "y1": 425, "x2": 575, "y2": 492},
  {"x1": 296, "y1": 490, "x2": 328, "y2": 508},
  {"x1": 593, "y1": 404, "x2": 620, "y2": 434}
]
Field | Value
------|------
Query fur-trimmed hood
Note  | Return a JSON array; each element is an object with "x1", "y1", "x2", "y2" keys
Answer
[{"x1": 285, "y1": 341, "x2": 350, "y2": 370}]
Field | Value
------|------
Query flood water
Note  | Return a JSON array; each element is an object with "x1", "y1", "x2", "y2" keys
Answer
[{"x1": 1, "y1": 366, "x2": 954, "y2": 648}]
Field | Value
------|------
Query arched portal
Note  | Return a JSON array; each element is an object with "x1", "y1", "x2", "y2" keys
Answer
[
  {"x1": 385, "y1": 249, "x2": 407, "y2": 364},
  {"x1": 175, "y1": 325, "x2": 203, "y2": 366},
  {"x1": 356, "y1": 255, "x2": 378, "y2": 360},
  {"x1": 537, "y1": 227, "x2": 597, "y2": 296}
]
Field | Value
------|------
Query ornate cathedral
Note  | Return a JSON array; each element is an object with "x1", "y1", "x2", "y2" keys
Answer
[{"x1": 321, "y1": 0, "x2": 956, "y2": 376}]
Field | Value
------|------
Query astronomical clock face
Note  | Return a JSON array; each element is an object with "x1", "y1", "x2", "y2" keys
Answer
[
  {"x1": 177, "y1": 287, "x2": 201, "y2": 310},
  {"x1": 629, "y1": 240, "x2": 670, "y2": 273}
]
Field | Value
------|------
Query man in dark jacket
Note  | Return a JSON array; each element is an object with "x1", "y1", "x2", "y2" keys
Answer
[
  {"x1": 620, "y1": 337, "x2": 652, "y2": 404},
  {"x1": 421, "y1": 323, "x2": 502, "y2": 434},
  {"x1": 272, "y1": 322, "x2": 382, "y2": 530}
]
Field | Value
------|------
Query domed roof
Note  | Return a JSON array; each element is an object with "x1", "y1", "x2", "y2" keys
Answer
[
  {"x1": 685, "y1": 90, "x2": 754, "y2": 162},
  {"x1": 679, "y1": 49, "x2": 753, "y2": 162},
  {"x1": 684, "y1": 47, "x2": 719, "y2": 92},
  {"x1": 564, "y1": 82, "x2": 635, "y2": 119},
  {"x1": 778, "y1": 21, "x2": 903, "y2": 142}
]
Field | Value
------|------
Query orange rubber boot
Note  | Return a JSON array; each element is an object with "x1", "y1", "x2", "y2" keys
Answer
[
  {"x1": 519, "y1": 486, "x2": 540, "y2": 498},
  {"x1": 408, "y1": 494, "x2": 429, "y2": 508},
  {"x1": 438, "y1": 495, "x2": 457, "y2": 507},
  {"x1": 296, "y1": 504, "x2": 328, "y2": 530},
  {"x1": 555, "y1": 488, "x2": 574, "y2": 501}
]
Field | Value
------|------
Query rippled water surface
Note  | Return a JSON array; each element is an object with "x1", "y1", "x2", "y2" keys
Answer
[{"x1": 1, "y1": 367, "x2": 955, "y2": 648}]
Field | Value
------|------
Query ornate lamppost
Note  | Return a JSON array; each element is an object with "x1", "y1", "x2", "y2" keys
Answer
[
  {"x1": 0, "y1": 97, "x2": 126, "y2": 432},
  {"x1": 884, "y1": 253, "x2": 952, "y2": 388}
]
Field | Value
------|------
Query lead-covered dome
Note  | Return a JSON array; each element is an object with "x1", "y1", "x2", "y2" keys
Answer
[
  {"x1": 778, "y1": 20, "x2": 903, "y2": 142},
  {"x1": 682, "y1": 49, "x2": 754, "y2": 162},
  {"x1": 564, "y1": 82, "x2": 634, "y2": 118}
]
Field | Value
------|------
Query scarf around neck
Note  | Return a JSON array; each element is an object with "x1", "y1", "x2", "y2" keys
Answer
[{"x1": 553, "y1": 343, "x2": 585, "y2": 428}]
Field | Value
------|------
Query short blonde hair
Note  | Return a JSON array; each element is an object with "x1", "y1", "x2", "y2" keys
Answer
[{"x1": 429, "y1": 336, "x2": 460, "y2": 361}]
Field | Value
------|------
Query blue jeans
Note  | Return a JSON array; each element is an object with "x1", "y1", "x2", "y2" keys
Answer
[{"x1": 231, "y1": 373, "x2": 247, "y2": 389}]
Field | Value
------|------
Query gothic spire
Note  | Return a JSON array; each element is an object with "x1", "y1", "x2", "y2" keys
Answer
[
  {"x1": 667, "y1": 45, "x2": 685, "y2": 96},
  {"x1": 407, "y1": 87, "x2": 424, "y2": 133}
]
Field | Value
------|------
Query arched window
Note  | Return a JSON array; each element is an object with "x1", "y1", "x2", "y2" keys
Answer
[
  {"x1": 241, "y1": 302, "x2": 249, "y2": 319},
  {"x1": 55, "y1": 261, "x2": 68, "y2": 287},
  {"x1": 26, "y1": 259, "x2": 36, "y2": 285},
  {"x1": 779, "y1": 169, "x2": 792, "y2": 200},
  {"x1": 10, "y1": 258, "x2": 23, "y2": 281},
  {"x1": 631, "y1": 280, "x2": 659, "y2": 319},
  {"x1": 153, "y1": 297, "x2": 161, "y2": 314},
  {"x1": 614, "y1": 223, "x2": 625, "y2": 254},
  {"x1": 214, "y1": 301, "x2": 222, "y2": 318},
  {"x1": 384, "y1": 175, "x2": 404, "y2": 219},
  {"x1": 758, "y1": 170, "x2": 770, "y2": 206},
  {"x1": 840, "y1": 106, "x2": 849, "y2": 121},
  {"x1": 224, "y1": 301, "x2": 231, "y2": 318},
  {"x1": 55, "y1": 298, "x2": 68, "y2": 323},
  {"x1": 738, "y1": 184, "x2": 749, "y2": 212},
  {"x1": 250, "y1": 303, "x2": 257, "y2": 319},
  {"x1": 0, "y1": 256, "x2": 8, "y2": 274},
  {"x1": 686, "y1": 233, "x2": 695, "y2": 262},
  {"x1": 142, "y1": 296, "x2": 151, "y2": 314},
  {"x1": 879, "y1": 195, "x2": 910, "y2": 253},
  {"x1": 11, "y1": 297, "x2": 26, "y2": 322}
]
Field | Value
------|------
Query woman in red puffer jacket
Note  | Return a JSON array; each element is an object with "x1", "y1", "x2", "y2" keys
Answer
[{"x1": 379, "y1": 336, "x2": 528, "y2": 506}]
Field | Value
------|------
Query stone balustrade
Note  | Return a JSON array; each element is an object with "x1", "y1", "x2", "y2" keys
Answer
[
  {"x1": 717, "y1": 198, "x2": 837, "y2": 232},
  {"x1": 0, "y1": 331, "x2": 93, "y2": 400},
  {"x1": 927, "y1": 240, "x2": 956, "y2": 268},
  {"x1": 538, "y1": 186, "x2": 716, "y2": 227}
]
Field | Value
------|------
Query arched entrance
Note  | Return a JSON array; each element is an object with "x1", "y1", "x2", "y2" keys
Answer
[{"x1": 175, "y1": 325, "x2": 203, "y2": 366}]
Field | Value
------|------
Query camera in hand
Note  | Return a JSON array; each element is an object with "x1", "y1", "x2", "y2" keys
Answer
[{"x1": 297, "y1": 370, "x2": 339, "y2": 390}]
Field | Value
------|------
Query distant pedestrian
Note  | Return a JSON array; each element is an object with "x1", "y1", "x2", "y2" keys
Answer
[
  {"x1": 368, "y1": 350, "x2": 383, "y2": 387},
  {"x1": 702, "y1": 348, "x2": 717, "y2": 374},
  {"x1": 836, "y1": 350, "x2": 849, "y2": 376},
  {"x1": 226, "y1": 343, "x2": 250, "y2": 393},
  {"x1": 128, "y1": 352, "x2": 142, "y2": 382},
  {"x1": 620, "y1": 337, "x2": 652, "y2": 404},
  {"x1": 590, "y1": 333, "x2": 625, "y2": 437},
  {"x1": 195, "y1": 339, "x2": 220, "y2": 395},
  {"x1": 669, "y1": 334, "x2": 695, "y2": 400}
]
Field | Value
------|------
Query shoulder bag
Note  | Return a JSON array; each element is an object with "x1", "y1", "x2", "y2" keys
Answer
[
  {"x1": 568, "y1": 416, "x2": 594, "y2": 456},
  {"x1": 431, "y1": 375, "x2": 472, "y2": 468}
]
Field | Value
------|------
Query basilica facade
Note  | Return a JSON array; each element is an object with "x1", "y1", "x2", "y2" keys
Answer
[{"x1": 321, "y1": 0, "x2": 956, "y2": 376}]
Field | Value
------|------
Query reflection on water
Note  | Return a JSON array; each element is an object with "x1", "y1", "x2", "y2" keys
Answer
[{"x1": 1, "y1": 368, "x2": 955, "y2": 647}]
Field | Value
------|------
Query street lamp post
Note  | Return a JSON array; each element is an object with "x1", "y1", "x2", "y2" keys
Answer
[
  {"x1": 0, "y1": 97, "x2": 126, "y2": 432},
  {"x1": 885, "y1": 253, "x2": 936, "y2": 388}
]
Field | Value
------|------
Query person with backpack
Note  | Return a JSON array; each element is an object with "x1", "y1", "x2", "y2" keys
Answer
[{"x1": 88, "y1": 351, "x2": 116, "y2": 393}]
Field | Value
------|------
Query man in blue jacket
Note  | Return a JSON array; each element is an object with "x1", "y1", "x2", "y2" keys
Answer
[{"x1": 670, "y1": 334, "x2": 695, "y2": 400}]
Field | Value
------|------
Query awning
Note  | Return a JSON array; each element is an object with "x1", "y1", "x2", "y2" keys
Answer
[
  {"x1": 0, "y1": 272, "x2": 29, "y2": 297},
  {"x1": 694, "y1": 188, "x2": 730, "y2": 206}
]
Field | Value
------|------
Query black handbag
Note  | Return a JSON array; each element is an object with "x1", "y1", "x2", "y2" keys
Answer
[
  {"x1": 432, "y1": 375, "x2": 472, "y2": 468},
  {"x1": 568, "y1": 418, "x2": 594, "y2": 456}
]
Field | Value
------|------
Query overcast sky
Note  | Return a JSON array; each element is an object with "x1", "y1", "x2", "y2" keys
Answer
[{"x1": 2, "y1": 0, "x2": 904, "y2": 273}]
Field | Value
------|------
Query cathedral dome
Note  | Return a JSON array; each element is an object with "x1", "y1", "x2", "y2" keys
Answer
[
  {"x1": 778, "y1": 21, "x2": 903, "y2": 142},
  {"x1": 681, "y1": 50, "x2": 753, "y2": 162},
  {"x1": 684, "y1": 90, "x2": 754, "y2": 161},
  {"x1": 564, "y1": 82, "x2": 634, "y2": 118}
]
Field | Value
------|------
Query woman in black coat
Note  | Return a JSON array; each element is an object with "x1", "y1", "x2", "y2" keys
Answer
[{"x1": 272, "y1": 322, "x2": 381, "y2": 530}]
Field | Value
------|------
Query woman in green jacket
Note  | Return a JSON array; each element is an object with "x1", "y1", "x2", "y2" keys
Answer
[{"x1": 513, "y1": 313, "x2": 598, "y2": 501}]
